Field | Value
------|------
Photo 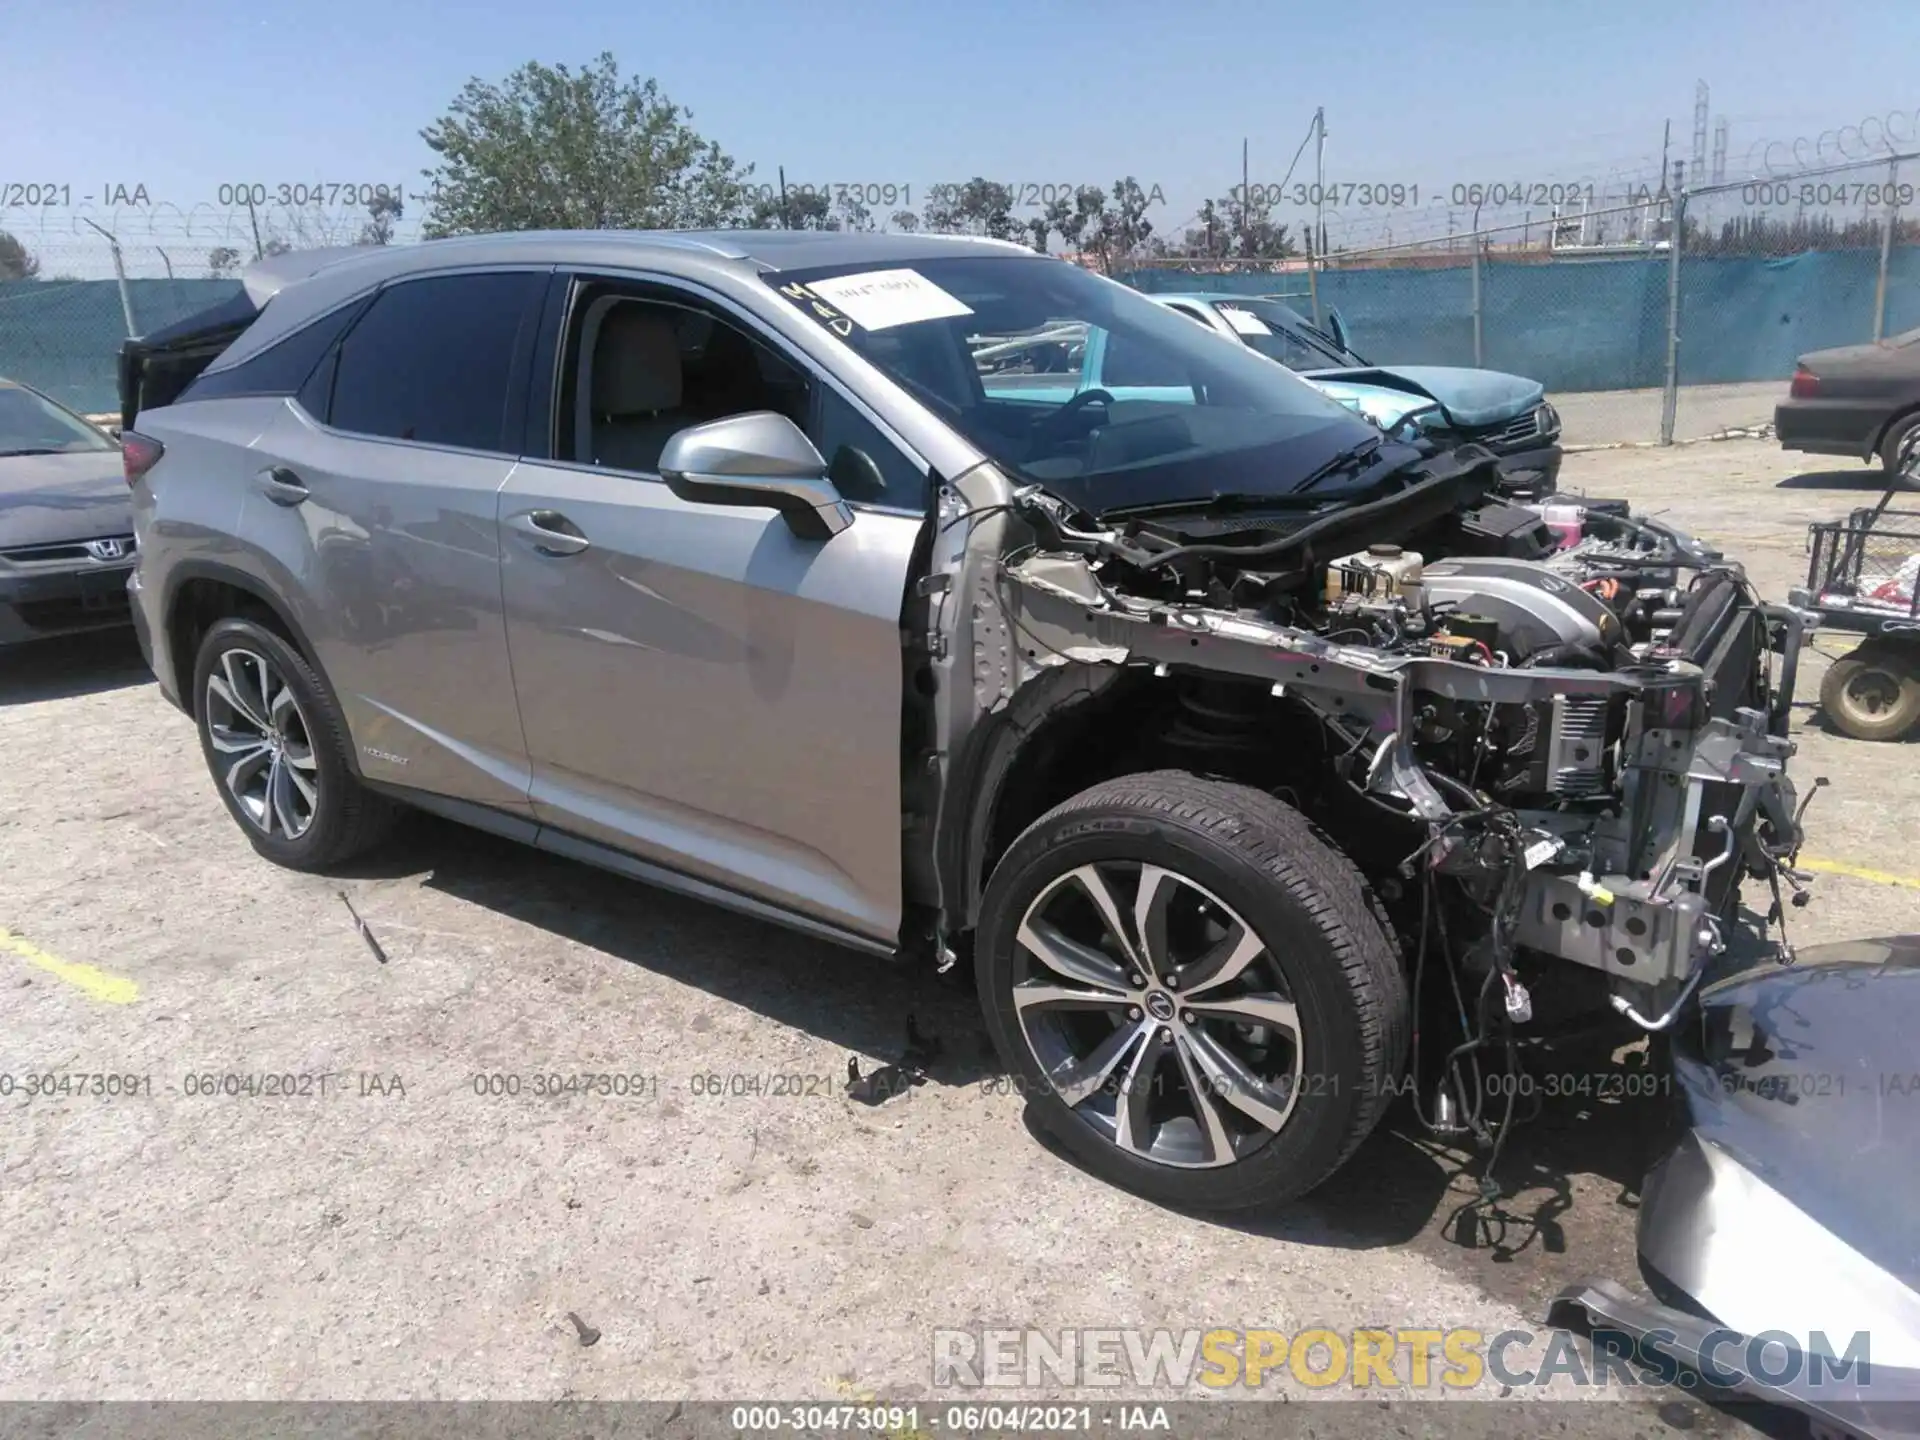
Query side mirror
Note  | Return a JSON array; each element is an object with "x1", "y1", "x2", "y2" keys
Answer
[
  {"x1": 1325, "y1": 308, "x2": 1350, "y2": 353},
  {"x1": 659, "y1": 412, "x2": 854, "y2": 541}
]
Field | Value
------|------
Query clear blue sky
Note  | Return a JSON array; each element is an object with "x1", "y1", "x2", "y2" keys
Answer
[{"x1": 7, "y1": 0, "x2": 1919, "y2": 244}]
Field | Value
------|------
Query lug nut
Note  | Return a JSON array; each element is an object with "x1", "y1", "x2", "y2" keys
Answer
[
  {"x1": 1160, "y1": 1026, "x2": 1174, "y2": 1043},
  {"x1": 1164, "y1": 974, "x2": 1179, "y2": 989},
  {"x1": 1128, "y1": 1006, "x2": 1142, "y2": 1020},
  {"x1": 1181, "y1": 1011, "x2": 1195, "y2": 1025},
  {"x1": 1129, "y1": 974, "x2": 1145, "y2": 988}
]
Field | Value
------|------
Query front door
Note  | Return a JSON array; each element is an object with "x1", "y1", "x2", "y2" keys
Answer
[{"x1": 498, "y1": 281, "x2": 927, "y2": 943}]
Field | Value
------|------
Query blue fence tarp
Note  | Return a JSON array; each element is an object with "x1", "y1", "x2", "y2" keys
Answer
[
  {"x1": 0, "y1": 278, "x2": 242, "y2": 413},
  {"x1": 1122, "y1": 245, "x2": 1920, "y2": 393}
]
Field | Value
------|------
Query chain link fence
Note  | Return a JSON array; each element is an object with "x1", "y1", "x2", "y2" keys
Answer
[{"x1": 0, "y1": 201, "x2": 425, "y2": 415}]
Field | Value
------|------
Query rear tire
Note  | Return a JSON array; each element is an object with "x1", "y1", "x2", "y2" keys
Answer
[
  {"x1": 192, "y1": 617, "x2": 398, "y2": 869},
  {"x1": 1879, "y1": 412, "x2": 1920, "y2": 483},
  {"x1": 976, "y1": 770, "x2": 1409, "y2": 1212},
  {"x1": 1820, "y1": 642, "x2": 1920, "y2": 742}
]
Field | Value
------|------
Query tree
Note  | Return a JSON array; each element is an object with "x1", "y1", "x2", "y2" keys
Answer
[
  {"x1": 358, "y1": 191, "x2": 405, "y2": 246},
  {"x1": 832, "y1": 194, "x2": 875, "y2": 233},
  {"x1": 207, "y1": 246, "x2": 242, "y2": 278},
  {"x1": 1039, "y1": 186, "x2": 1107, "y2": 257},
  {"x1": 0, "y1": 231, "x2": 40, "y2": 280},
  {"x1": 1182, "y1": 191, "x2": 1298, "y2": 262},
  {"x1": 1077, "y1": 177, "x2": 1157, "y2": 273},
  {"x1": 888, "y1": 209, "x2": 921, "y2": 234},
  {"x1": 418, "y1": 52, "x2": 752, "y2": 235},
  {"x1": 749, "y1": 187, "x2": 831, "y2": 230},
  {"x1": 923, "y1": 178, "x2": 1016, "y2": 239}
]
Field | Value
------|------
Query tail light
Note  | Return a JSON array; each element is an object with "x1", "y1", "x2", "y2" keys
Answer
[
  {"x1": 121, "y1": 431, "x2": 164, "y2": 486},
  {"x1": 1790, "y1": 364, "x2": 1820, "y2": 399}
]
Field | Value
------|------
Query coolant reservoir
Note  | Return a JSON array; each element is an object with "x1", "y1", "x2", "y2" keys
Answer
[
  {"x1": 1540, "y1": 503, "x2": 1585, "y2": 550},
  {"x1": 1327, "y1": 543, "x2": 1424, "y2": 603}
]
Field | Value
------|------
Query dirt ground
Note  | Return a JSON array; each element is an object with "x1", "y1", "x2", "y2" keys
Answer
[{"x1": 1, "y1": 439, "x2": 1914, "y2": 1428}]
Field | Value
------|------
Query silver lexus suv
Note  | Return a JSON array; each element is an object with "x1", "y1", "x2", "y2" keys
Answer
[{"x1": 126, "y1": 232, "x2": 1806, "y2": 1210}]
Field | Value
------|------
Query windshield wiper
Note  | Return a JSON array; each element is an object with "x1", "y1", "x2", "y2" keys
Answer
[
  {"x1": 1288, "y1": 435, "x2": 1389, "y2": 493},
  {"x1": 0, "y1": 447, "x2": 74, "y2": 458}
]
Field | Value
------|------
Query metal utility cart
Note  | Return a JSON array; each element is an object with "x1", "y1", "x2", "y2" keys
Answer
[{"x1": 1789, "y1": 436, "x2": 1920, "y2": 740}]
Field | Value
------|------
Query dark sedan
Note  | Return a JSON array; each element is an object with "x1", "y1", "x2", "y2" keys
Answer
[
  {"x1": 0, "y1": 380, "x2": 136, "y2": 647},
  {"x1": 1775, "y1": 326, "x2": 1920, "y2": 475}
]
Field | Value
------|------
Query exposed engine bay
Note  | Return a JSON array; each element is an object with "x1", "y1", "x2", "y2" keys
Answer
[{"x1": 957, "y1": 445, "x2": 1812, "y2": 1065}]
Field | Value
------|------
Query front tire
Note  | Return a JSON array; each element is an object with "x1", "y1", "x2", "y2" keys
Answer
[
  {"x1": 192, "y1": 617, "x2": 397, "y2": 869},
  {"x1": 976, "y1": 771, "x2": 1409, "y2": 1211}
]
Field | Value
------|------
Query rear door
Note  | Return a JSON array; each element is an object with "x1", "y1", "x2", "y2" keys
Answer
[
  {"x1": 497, "y1": 274, "x2": 928, "y2": 943},
  {"x1": 238, "y1": 268, "x2": 548, "y2": 812}
]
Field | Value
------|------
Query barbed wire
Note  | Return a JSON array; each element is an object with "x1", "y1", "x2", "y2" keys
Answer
[
  {"x1": 4, "y1": 134, "x2": 1915, "y2": 282},
  {"x1": 1744, "y1": 104, "x2": 1920, "y2": 177}
]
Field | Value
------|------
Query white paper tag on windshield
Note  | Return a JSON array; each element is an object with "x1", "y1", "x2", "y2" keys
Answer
[
  {"x1": 802, "y1": 269, "x2": 974, "y2": 331},
  {"x1": 1218, "y1": 306, "x2": 1272, "y2": 336}
]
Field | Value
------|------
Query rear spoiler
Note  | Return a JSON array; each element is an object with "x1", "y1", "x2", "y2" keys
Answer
[{"x1": 116, "y1": 245, "x2": 383, "y2": 432}]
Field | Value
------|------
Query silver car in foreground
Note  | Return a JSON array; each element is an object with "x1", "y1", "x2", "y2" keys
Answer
[{"x1": 125, "y1": 231, "x2": 1809, "y2": 1210}]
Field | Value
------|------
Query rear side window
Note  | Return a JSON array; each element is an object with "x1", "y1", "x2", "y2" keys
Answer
[
  {"x1": 328, "y1": 272, "x2": 543, "y2": 452},
  {"x1": 176, "y1": 297, "x2": 367, "y2": 407}
]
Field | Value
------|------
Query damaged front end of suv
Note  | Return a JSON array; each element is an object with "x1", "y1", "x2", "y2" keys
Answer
[{"x1": 916, "y1": 434, "x2": 1809, "y2": 1202}]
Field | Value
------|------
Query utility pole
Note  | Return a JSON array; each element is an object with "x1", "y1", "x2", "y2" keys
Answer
[
  {"x1": 779, "y1": 167, "x2": 789, "y2": 228},
  {"x1": 1241, "y1": 138, "x2": 1250, "y2": 258},
  {"x1": 1310, "y1": 108, "x2": 1328, "y2": 324},
  {"x1": 1313, "y1": 107, "x2": 1327, "y2": 260}
]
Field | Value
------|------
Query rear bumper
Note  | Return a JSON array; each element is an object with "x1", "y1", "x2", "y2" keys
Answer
[
  {"x1": 1775, "y1": 399, "x2": 1882, "y2": 457},
  {"x1": 0, "y1": 562, "x2": 135, "y2": 647},
  {"x1": 127, "y1": 567, "x2": 185, "y2": 711}
]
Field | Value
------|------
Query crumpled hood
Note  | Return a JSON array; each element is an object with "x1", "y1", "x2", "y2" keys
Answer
[
  {"x1": 0, "y1": 450, "x2": 132, "y2": 548},
  {"x1": 1304, "y1": 365, "x2": 1545, "y2": 430}
]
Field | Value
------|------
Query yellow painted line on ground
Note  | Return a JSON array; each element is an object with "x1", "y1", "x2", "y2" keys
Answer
[
  {"x1": 1799, "y1": 857, "x2": 1920, "y2": 891},
  {"x1": 0, "y1": 925, "x2": 140, "y2": 1005}
]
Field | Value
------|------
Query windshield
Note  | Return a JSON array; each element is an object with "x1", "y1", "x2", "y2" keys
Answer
[
  {"x1": 0, "y1": 385, "x2": 117, "y2": 456},
  {"x1": 1205, "y1": 299, "x2": 1357, "y2": 370},
  {"x1": 765, "y1": 255, "x2": 1384, "y2": 514}
]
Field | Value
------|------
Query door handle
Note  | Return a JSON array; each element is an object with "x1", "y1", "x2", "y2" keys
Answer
[
  {"x1": 252, "y1": 466, "x2": 309, "y2": 506},
  {"x1": 507, "y1": 509, "x2": 591, "y2": 556}
]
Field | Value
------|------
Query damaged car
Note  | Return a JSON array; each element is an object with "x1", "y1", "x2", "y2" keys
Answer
[
  {"x1": 123, "y1": 233, "x2": 1808, "y2": 1209},
  {"x1": 1145, "y1": 292, "x2": 1564, "y2": 497}
]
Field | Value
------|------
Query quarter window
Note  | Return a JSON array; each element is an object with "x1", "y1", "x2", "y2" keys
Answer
[{"x1": 180, "y1": 297, "x2": 369, "y2": 407}]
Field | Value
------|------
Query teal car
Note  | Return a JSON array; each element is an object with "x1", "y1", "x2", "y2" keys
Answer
[
  {"x1": 1144, "y1": 294, "x2": 1562, "y2": 496},
  {"x1": 972, "y1": 297, "x2": 1560, "y2": 496}
]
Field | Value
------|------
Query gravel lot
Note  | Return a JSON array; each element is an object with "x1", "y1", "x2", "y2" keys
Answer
[{"x1": 2, "y1": 440, "x2": 1914, "y2": 1426}]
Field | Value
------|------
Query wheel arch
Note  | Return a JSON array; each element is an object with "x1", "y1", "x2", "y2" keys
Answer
[
  {"x1": 935, "y1": 663, "x2": 1179, "y2": 936},
  {"x1": 162, "y1": 561, "x2": 324, "y2": 720},
  {"x1": 1870, "y1": 402, "x2": 1920, "y2": 462}
]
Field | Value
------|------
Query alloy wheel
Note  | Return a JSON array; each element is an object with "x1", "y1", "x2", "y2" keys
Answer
[
  {"x1": 204, "y1": 647, "x2": 320, "y2": 840},
  {"x1": 1011, "y1": 861, "x2": 1305, "y2": 1169}
]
